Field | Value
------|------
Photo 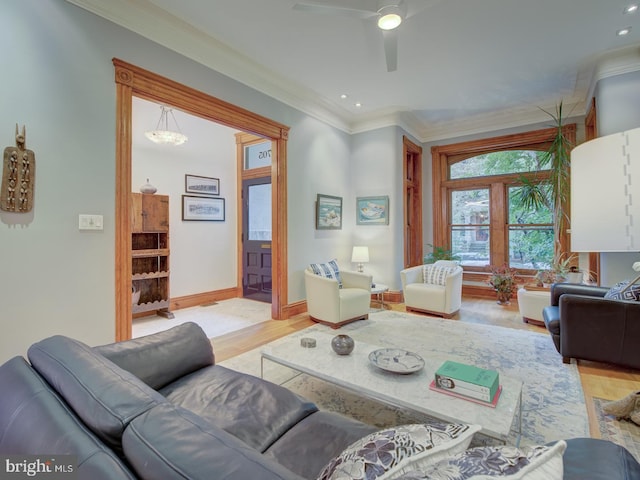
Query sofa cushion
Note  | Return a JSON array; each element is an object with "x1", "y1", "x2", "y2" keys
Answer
[
  {"x1": 604, "y1": 281, "x2": 640, "y2": 302},
  {"x1": 160, "y1": 364, "x2": 318, "y2": 452},
  {"x1": 0, "y1": 357, "x2": 136, "y2": 479},
  {"x1": 28, "y1": 335, "x2": 166, "y2": 455},
  {"x1": 395, "y1": 440, "x2": 566, "y2": 480},
  {"x1": 422, "y1": 264, "x2": 455, "y2": 286},
  {"x1": 264, "y1": 410, "x2": 378, "y2": 479},
  {"x1": 310, "y1": 259, "x2": 343, "y2": 287},
  {"x1": 95, "y1": 322, "x2": 214, "y2": 390},
  {"x1": 316, "y1": 422, "x2": 481, "y2": 480},
  {"x1": 123, "y1": 402, "x2": 304, "y2": 480}
]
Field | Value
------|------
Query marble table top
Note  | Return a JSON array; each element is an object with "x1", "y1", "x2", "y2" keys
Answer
[{"x1": 261, "y1": 330, "x2": 522, "y2": 442}]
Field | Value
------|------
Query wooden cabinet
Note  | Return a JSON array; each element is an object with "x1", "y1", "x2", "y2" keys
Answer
[{"x1": 131, "y1": 193, "x2": 173, "y2": 318}]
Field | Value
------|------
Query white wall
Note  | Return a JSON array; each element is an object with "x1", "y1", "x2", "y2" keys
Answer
[{"x1": 132, "y1": 97, "x2": 238, "y2": 297}]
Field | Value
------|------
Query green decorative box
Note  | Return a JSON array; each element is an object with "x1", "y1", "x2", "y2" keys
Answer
[{"x1": 434, "y1": 360, "x2": 500, "y2": 403}]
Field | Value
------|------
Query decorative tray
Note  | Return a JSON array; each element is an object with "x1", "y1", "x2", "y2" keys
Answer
[{"x1": 368, "y1": 348, "x2": 425, "y2": 374}]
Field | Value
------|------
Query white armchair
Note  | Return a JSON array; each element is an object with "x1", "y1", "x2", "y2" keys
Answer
[
  {"x1": 400, "y1": 260, "x2": 463, "y2": 318},
  {"x1": 304, "y1": 268, "x2": 372, "y2": 328}
]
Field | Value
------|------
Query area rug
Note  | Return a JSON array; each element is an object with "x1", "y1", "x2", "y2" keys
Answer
[
  {"x1": 220, "y1": 310, "x2": 589, "y2": 447},
  {"x1": 593, "y1": 397, "x2": 640, "y2": 462},
  {"x1": 132, "y1": 298, "x2": 271, "y2": 338}
]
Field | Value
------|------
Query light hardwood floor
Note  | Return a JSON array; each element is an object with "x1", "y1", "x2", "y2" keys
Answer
[{"x1": 211, "y1": 296, "x2": 640, "y2": 438}]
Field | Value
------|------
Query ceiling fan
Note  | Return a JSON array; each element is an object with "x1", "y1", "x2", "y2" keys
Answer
[{"x1": 292, "y1": 0, "x2": 434, "y2": 72}]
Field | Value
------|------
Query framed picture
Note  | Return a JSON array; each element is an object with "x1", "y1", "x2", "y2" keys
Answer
[
  {"x1": 185, "y1": 174, "x2": 220, "y2": 196},
  {"x1": 182, "y1": 195, "x2": 225, "y2": 221},
  {"x1": 316, "y1": 194, "x2": 342, "y2": 230},
  {"x1": 356, "y1": 196, "x2": 389, "y2": 225}
]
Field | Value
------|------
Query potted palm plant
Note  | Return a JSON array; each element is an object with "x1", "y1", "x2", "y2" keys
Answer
[{"x1": 513, "y1": 102, "x2": 574, "y2": 269}]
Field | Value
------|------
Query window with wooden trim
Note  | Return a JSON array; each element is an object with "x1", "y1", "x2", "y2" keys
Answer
[{"x1": 431, "y1": 126, "x2": 575, "y2": 274}]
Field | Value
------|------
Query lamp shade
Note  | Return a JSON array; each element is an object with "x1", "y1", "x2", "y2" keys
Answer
[
  {"x1": 351, "y1": 246, "x2": 370, "y2": 263},
  {"x1": 571, "y1": 126, "x2": 640, "y2": 252}
]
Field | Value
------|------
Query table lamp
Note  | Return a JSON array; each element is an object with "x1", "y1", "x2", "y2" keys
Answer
[{"x1": 351, "y1": 246, "x2": 369, "y2": 273}]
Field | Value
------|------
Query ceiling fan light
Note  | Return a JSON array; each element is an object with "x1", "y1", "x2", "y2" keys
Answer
[{"x1": 377, "y1": 5, "x2": 402, "y2": 30}]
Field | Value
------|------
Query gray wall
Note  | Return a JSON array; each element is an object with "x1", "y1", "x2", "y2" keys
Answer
[{"x1": 0, "y1": 0, "x2": 356, "y2": 362}]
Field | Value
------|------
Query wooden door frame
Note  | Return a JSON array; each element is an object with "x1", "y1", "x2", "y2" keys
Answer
[
  {"x1": 403, "y1": 136, "x2": 423, "y2": 267},
  {"x1": 113, "y1": 59, "x2": 289, "y2": 341}
]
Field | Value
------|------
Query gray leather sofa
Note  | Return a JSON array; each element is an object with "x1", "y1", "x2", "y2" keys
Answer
[{"x1": 1, "y1": 322, "x2": 639, "y2": 479}]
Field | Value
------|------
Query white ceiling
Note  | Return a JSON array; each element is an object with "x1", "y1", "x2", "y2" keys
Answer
[{"x1": 70, "y1": 0, "x2": 640, "y2": 141}]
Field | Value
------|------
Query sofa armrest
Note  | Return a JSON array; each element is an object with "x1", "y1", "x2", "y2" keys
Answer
[
  {"x1": 340, "y1": 270, "x2": 372, "y2": 291},
  {"x1": 400, "y1": 265, "x2": 423, "y2": 290},
  {"x1": 558, "y1": 295, "x2": 640, "y2": 365},
  {"x1": 550, "y1": 283, "x2": 609, "y2": 306}
]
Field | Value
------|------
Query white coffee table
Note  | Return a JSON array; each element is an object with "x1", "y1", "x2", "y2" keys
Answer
[{"x1": 261, "y1": 331, "x2": 522, "y2": 445}]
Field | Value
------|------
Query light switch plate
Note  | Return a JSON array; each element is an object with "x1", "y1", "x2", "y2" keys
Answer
[{"x1": 79, "y1": 214, "x2": 104, "y2": 231}]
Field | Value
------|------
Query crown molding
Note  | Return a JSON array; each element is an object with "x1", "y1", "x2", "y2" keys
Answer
[
  {"x1": 65, "y1": 0, "x2": 640, "y2": 144},
  {"x1": 65, "y1": 0, "x2": 353, "y2": 133}
]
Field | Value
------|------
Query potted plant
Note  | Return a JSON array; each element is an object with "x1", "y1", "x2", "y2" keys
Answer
[
  {"x1": 423, "y1": 244, "x2": 460, "y2": 264},
  {"x1": 487, "y1": 264, "x2": 521, "y2": 305},
  {"x1": 512, "y1": 102, "x2": 573, "y2": 266}
]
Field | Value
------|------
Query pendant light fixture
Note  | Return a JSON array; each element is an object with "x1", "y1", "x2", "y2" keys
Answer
[{"x1": 145, "y1": 105, "x2": 188, "y2": 146}]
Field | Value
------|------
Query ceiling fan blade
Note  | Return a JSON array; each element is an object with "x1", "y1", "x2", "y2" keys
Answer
[
  {"x1": 382, "y1": 29, "x2": 398, "y2": 72},
  {"x1": 292, "y1": 1, "x2": 378, "y2": 19}
]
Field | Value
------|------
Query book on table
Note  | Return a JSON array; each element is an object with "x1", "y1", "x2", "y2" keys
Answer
[{"x1": 431, "y1": 360, "x2": 501, "y2": 406}]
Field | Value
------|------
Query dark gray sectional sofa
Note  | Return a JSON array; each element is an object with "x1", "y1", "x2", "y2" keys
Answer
[{"x1": 0, "y1": 322, "x2": 638, "y2": 479}]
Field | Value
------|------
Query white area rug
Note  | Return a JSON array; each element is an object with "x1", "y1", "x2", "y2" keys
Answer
[
  {"x1": 132, "y1": 298, "x2": 271, "y2": 338},
  {"x1": 220, "y1": 310, "x2": 589, "y2": 446}
]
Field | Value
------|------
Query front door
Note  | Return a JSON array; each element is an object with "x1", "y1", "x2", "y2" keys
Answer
[{"x1": 242, "y1": 176, "x2": 272, "y2": 302}]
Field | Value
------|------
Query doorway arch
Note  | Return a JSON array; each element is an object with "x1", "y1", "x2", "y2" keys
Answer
[{"x1": 113, "y1": 58, "x2": 289, "y2": 341}]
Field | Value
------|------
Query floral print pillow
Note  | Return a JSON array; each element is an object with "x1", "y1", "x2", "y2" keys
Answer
[
  {"x1": 395, "y1": 440, "x2": 566, "y2": 480},
  {"x1": 316, "y1": 423, "x2": 481, "y2": 480}
]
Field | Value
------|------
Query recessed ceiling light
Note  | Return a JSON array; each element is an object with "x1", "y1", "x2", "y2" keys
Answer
[
  {"x1": 340, "y1": 94, "x2": 348, "y2": 99},
  {"x1": 617, "y1": 27, "x2": 632, "y2": 35},
  {"x1": 355, "y1": 103, "x2": 362, "y2": 108},
  {"x1": 624, "y1": 4, "x2": 638, "y2": 13}
]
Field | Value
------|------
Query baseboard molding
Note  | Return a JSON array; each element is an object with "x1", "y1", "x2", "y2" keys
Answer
[
  {"x1": 380, "y1": 290, "x2": 403, "y2": 304},
  {"x1": 170, "y1": 288, "x2": 239, "y2": 311},
  {"x1": 284, "y1": 300, "x2": 307, "y2": 318}
]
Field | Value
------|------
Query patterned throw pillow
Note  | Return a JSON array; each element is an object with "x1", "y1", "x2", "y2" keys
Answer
[
  {"x1": 423, "y1": 265, "x2": 456, "y2": 286},
  {"x1": 316, "y1": 423, "x2": 481, "y2": 480},
  {"x1": 604, "y1": 281, "x2": 640, "y2": 301},
  {"x1": 394, "y1": 440, "x2": 566, "y2": 480},
  {"x1": 310, "y1": 259, "x2": 343, "y2": 288}
]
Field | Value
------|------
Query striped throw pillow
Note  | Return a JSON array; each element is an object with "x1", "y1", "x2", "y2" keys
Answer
[
  {"x1": 423, "y1": 265, "x2": 455, "y2": 286},
  {"x1": 310, "y1": 259, "x2": 343, "y2": 288}
]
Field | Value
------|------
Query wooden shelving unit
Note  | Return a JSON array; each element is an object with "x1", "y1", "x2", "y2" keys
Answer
[{"x1": 131, "y1": 193, "x2": 173, "y2": 318}]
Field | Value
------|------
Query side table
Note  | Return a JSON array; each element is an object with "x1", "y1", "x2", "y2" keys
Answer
[
  {"x1": 517, "y1": 285, "x2": 550, "y2": 327},
  {"x1": 371, "y1": 283, "x2": 390, "y2": 310}
]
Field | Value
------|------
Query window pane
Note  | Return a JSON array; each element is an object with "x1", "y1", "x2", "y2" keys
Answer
[
  {"x1": 450, "y1": 189, "x2": 489, "y2": 267},
  {"x1": 450, "y1": 150, "x2": 549, "y2": 180},
  {"x1": 508, "y1": 226, "x2": 553, "y2": 269},
  {"x1": 508, "y1": 186, "x2": 553, "y2": 269},
  {"x1": 244, "y1": 141, "x2": 271, "y2": 169},
  {"x1": 452, "y1": 227, "x2": 489, "y2": 266},
  {"x1": 248, "y1": 183, "x2": 271, "y2": 240}
]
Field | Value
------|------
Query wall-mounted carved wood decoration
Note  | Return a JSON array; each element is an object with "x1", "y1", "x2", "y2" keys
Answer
[{"x1": 1, "y1": 124, "x2": 35, "y2": 212}]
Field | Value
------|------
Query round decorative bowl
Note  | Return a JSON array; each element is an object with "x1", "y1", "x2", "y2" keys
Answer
[{"x1": 331, "y1": 334, "x2": 355, "y2": 355}]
